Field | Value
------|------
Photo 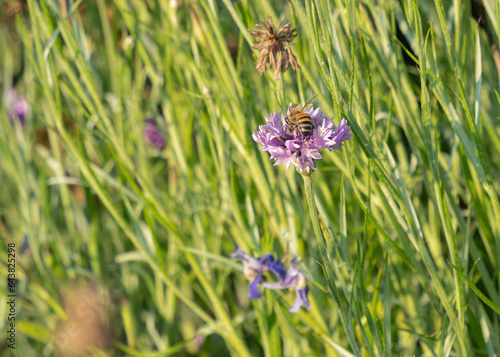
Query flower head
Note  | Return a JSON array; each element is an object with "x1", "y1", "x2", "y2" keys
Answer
[
  {"x1": 250, "y1": 16, "x2": 300, "y2": 80},
  {"x1": 5, "y1": 89, "x2": 28, "y2": 127},
  {"x1": 252, "y1": 104, "x2": 353, "y2": 173},
  {"x1": 262, "y1": 257, "x2": 310, "y2": 312},
  {"x1": 231, "y1": 248, "x2": 311, "y2": 313},
  {"x1": 144, "y1": 117, "x2": 166, "y2": 150},
  {"x1": 231, "y1": 247, "x2": 286, "y2": 299}
]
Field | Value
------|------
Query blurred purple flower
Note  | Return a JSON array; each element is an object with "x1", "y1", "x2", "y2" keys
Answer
[
  {"x1": 231, "y1": 247, "x2": 286, "y2": 299},
  {"x1": 20, "y1": 234, "x2": 30, "y2": 255},
  {"x1": 262, "y1": 257, "x2": 310, "y2": 312},
  {"x1": 231, "y1": 248, "x2": 310, "y2": 313},
  {"x1": 252, "y1": 104, "x2": 353, "y2": 173},
  {"x1": 6, "y1": 89, "x2": 28, "y2": 127},
  {"x1": 144, "y1": 117, "x2": 166, "y2": 149}
]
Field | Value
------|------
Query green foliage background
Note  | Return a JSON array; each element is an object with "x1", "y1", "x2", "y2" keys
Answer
[{"x1": 1, "y1": 0, "x2": 499, "y2": 356}]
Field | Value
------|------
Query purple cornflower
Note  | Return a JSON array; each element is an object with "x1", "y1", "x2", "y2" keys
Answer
[
  {"x1": 252, "y1": 104, "x2": 353, "y2": 173},
  {"x1": 144, "y1": 117, "x2": 166, "y2": 150},
  {"x1": 231, "y1": 247, "x2": 287, "y2": 299},
  {"x1": 5, "y1": 89, "x2": 28, "y2": 127},
  {"x1": 231, "y1": 248, "x2": 310, "y2": 313},
  {"x1": 262, "y1": 257, "x2": 310, "y2": 313}
]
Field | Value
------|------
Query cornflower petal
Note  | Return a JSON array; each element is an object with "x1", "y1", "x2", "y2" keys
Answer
[
  {"x1": 231, "y1": 248, "x2": 267, "y2": 278},
  {"x1": 248, "y1": 276, "x2": 263, "y2": 299},
  {"x1": 289, "y1": 287, "x2": 310, "y2": 313},
  {"x1": 273, "y1": 149, "x2": 296, "y2": 168},
  {"x1": 266, "y1": 257, "x2": 288, "y2": 280}
]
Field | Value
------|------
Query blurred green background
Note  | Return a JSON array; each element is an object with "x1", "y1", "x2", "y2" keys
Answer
[{"x1": 1, "y1": 0, "x2": 499, "y2": 356}]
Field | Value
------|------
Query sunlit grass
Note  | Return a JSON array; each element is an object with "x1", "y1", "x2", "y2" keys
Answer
[{"x1": 1, "y1": 0, "x2": 499, "y2": 356}]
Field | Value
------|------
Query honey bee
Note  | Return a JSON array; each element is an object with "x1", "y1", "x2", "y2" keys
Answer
[{"x1": 285, "y1": 94, "x2": 318, "y2": 137}]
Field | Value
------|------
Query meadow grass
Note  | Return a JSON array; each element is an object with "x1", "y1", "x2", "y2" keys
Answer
[{"x1": 1, "y1": 0, "x2": 500, "y2": 356}]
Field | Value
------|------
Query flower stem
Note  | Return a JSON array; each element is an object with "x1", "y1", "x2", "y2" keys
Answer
[
  {"x1": 302, "y1": 173, "x2": 328, "y2": 260},
  {"x1": 276, "y1": 74, "x2": 286, "y2": 114}
]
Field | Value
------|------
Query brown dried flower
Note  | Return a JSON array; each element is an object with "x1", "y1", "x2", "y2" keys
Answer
[
  {"x1": 54, "y1": 285, "x2": 113, "y2": 356},
  {"x1": 250, "y1": 16, "x2": 301, "y2": 80}
]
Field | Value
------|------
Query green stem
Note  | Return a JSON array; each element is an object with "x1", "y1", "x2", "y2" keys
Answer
[
  {"x1": 302, "y1": 173, "x2": 361, "y2": 357},
  {"x1": 276, "y1": 74, "x2": 286, "y2": 114},
  {"x1": 303, "y1": 173, "x2": 327, "y2": 254}
]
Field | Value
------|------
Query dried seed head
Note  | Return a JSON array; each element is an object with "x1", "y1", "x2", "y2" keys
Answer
[{"x1": 250, "y1": 16, "x2": 301, "y2": 80}]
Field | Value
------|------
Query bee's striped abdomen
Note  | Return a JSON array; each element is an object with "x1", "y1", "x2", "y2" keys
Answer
[{"x1": 297, "y1": 113, "x2": 313, "y2": 137}]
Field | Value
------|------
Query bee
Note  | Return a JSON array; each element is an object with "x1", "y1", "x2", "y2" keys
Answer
[{"x1": 285, "y1": 94, "x2": 318, "y2": 137}]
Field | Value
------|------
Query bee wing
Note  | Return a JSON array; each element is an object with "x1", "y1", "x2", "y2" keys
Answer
[
  {"x1": 301, "y1": 103, "x2": 314, "y2": 112},
  {"x1": 288, "y1": 103, "x2": 302, "y2": 113},
  {"x1": 301, "y1": 93, "x2": 318, "y2": 111}
]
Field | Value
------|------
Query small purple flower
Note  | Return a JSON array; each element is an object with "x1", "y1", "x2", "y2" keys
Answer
[
  {"x1": 20, "y1": 234, "x2": 30, "y2": 255},
  {"x1": 144, "y1": 117, "x2": 166, "y2": 149},
  {"x1": 231, "y1": 248, "x2": 310, "y2": 313},
  {"x1": 252, "y1": 104, "x2": 353, "y2": 173},
  {"x1": 5, "y1": 89, "x2": 28, "y2": 127},
  {"x1": 262, "y1": 257, "x2": 310, "y2": 312},
  {"x1": 231, "y1": 247, "x2": 286, "y2": 299}
]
